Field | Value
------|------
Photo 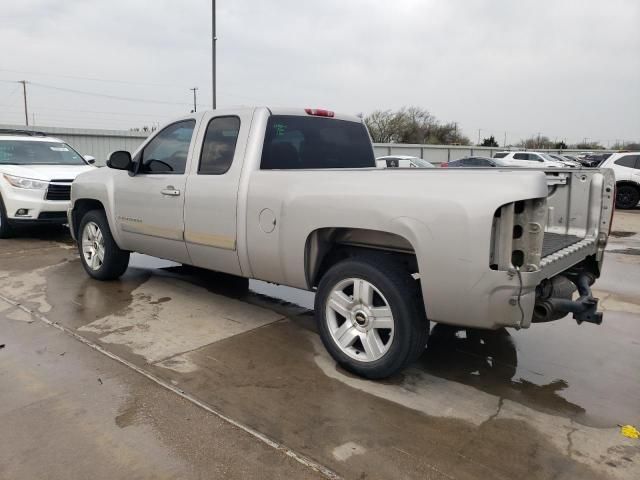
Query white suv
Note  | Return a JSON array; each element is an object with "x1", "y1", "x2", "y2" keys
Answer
[
  {"x1": 0, "y1": 130, "x2": 95, "y2": 237},
  {"x1": 599, "y1": 152, "x2": 640, "y2": 209},
  {"x1": 493, "y1": 151, "x2": 567, "y2": 168}
]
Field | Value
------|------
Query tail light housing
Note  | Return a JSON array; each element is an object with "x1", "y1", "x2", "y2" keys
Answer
[{"x1": 305, "y1": 108, "x2": 335, "y2": 117}]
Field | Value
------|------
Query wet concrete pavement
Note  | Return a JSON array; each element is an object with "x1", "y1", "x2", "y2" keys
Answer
[
  {"x1": 1, "y1": 211, "x2": 639, "y2": 479},
  {"x1": 0, "y1": 302, "x2": 324, "y2": 479}
]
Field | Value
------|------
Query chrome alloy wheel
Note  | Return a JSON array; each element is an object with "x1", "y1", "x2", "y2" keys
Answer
[
  {"x1": 81, "y1": 221, "x2": 105, "y2": 271},
  {"x1": 325, "y1": 278, "x2": 395, "y2": 362}
]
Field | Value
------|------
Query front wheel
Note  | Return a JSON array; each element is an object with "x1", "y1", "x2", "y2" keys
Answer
[
  {"x1": 78, "y1": 209, "x2": 130, "y2": 280},
  {"x1": 315, "y1": 256, "x2": 428, "y2": 379},
  {"x1": 616, "y1": 185, "x2": 639, "y2": 210}
]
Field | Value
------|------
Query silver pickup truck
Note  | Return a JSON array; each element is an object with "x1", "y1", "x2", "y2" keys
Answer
[{"x1": 68, "y1": 107, "x2": 615, "y2": 379}]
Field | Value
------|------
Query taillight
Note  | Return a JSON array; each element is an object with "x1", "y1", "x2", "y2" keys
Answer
[
  {"x1": 440, "y1": 163, "x2": 448, "y2": 168},
  {"x1": 305, "y1": 108, "x2": 335, "y2": 117},
  {"x1": 608, "y1": 185, "x2": 616, "y2": 237}
]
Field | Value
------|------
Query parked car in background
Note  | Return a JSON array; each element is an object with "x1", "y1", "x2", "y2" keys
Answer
[
  {"x1": 599, "y1": 152, "x2": 640, "y2": 209},
  {"x1": 441, "y1": 156, "x2": 509, "y2": 168},
  {"x1": 492, "y1": 151, "x2": 567, "y2": 168},
  {"x1": 0, "y1": 129, "x2": 96, "y2": 237},
  {"x1": 561, "y1": 154, "x2": 583, "y2": 165},
  {"x1": 376, "y1": 155, "x2": 434, "y2": 168},
  {"x1": 581, "y1": 153, "x2": 613, "y2": 168},
  {"x1": 547, "y1": 154, "x2": 581, "y2": 168}
]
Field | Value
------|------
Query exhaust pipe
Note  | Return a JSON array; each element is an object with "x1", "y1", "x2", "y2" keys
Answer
[{"x1": 533, "y1": 273, "x2": 603, "y2": 325}]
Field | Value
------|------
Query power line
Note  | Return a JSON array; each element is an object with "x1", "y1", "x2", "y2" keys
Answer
[
  {"x1": 0, "y1": 68, "x2": 192, "y2": 90},
  {"x1": 28, "y1": 81, "x2": 193, "y2": 106}
]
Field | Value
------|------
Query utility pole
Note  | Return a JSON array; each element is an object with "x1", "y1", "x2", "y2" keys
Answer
[
  {"x1": 19, "y1": 80, "x2": 29, "y2": 126},
  {"x1": 190, "y1": 87, "x2": 198, "y2": 112},
  {"x1": 477, "y1": 129, "x2": 481, "y2": 145},
  {"x1": 212, "y1": 0, "x2": 217, "y2": 109},
  {"x1": 503, "y1": 131, "x2": 507, "y2": 148}
]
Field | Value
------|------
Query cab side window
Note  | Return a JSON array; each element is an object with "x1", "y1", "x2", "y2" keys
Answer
[
  {"x1": 199, "y1": 116, "x2": 241, "y2": 175},
  {"x1": 386, "y1": 159, "x2": 399, "y2": 168},
  {"x1": 140, "y1": 120, "x2": 195, "y2": 174},
  {"x1": 513, "y1": 153, "x2": 529, "y2": 161}
]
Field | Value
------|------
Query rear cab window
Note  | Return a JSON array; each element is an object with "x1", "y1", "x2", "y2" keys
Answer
[{"x1": 260, "y1": 115, "x2": 375, "y2": 169}]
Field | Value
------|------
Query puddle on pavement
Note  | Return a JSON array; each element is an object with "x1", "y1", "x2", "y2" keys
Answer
[
  {"x1": 608, "y1": 248, "x2": 640, "y2": 256},
  {"x1": 423, "y1": 316, "x2": 640, "y2": 428},
  {"x1": 609, "y1": 231, "x2": 636, "y2": 238},
  {"x1": 129, "y1": 253, "x2": 316, "y2": 310}
]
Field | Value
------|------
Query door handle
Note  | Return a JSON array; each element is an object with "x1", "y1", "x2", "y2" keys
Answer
[{"x1": 161, "y1": 187, "x2": 181, "y2": 196}]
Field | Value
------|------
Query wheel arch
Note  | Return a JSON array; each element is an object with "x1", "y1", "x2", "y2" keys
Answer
[
  {"x1": 72, "y1": 198, "x2": 107, "y2": 239},
  {"x1": 304, "y1": 227, "x2": 419, "y2": 288},
  {"x1": 616, "y1": 179, "x2": 640, "y2": 191}
]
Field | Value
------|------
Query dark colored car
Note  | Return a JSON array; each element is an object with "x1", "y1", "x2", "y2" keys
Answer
[
  {"x1": 581, "y1": 153, "x2": 613, "y2": 168},
  {"x1": 442, "y1": 156, "x2": 508, "y2": 168}
]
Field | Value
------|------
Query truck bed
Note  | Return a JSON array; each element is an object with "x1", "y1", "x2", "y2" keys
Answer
[{"x1": 541, "y1": 233, "x2": 583, "y2": 257}]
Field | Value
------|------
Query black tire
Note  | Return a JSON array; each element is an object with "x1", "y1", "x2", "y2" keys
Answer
[
  {"x1": 315, "y1": 255, "x2": 428, "y2": 379},
  {"x1": 78, "y1": 209, "x2": 130, "y2": 280},
  {"x1": 0, "y1": 194, "x2": 14, "y2": 239},
  {"x1": 616, "y1": 184, "x2": 640, "y2": 210}
]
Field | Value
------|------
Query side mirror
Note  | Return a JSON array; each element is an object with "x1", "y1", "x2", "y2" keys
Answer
[
  {"x1": 84, "y1": 155, "x2": 96, "y2": 165},
  {"x1": 107, "y1": 151, "x2": 133, "y2": 170}
]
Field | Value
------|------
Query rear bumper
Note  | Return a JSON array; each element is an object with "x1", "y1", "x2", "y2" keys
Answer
[{"x1": 427, "y1": 236, "x2": 603, "y2": 331}]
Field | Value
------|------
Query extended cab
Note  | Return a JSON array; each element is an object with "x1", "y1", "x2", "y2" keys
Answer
[{"x1": 69, "y1": 107, "x2": 615, "y2": 379}]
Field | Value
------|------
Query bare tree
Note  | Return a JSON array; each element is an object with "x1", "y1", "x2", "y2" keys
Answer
[{"x1": 364, "y1": 107, "x2": 470, "y2": 145}]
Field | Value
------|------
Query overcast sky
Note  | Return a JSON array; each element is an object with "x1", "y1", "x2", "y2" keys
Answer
[{"x1": 1, "y1": 0, "x2": 638, "y2": 145}]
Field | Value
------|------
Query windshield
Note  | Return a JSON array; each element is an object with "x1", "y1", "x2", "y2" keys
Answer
[
  {"x1": 541, "y1": 153, "x2": 562, "y2": 163},
  {"x1": 410, "y1": 158, "x2": 434, "y2": 168},
  {"x1": 261, "y1": 115, "x2": 375, "y2": 169},
  {"x1": 0, "y1": 140, "x2": 86, "y2": 165}
]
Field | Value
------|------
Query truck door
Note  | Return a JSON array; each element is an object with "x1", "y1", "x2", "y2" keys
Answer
[
  {"x1": 183, "y1": 110, "x2": 253, "y2": 275},
  {"x1": 112, "y1": 119, "x2": 195, "y2": 263}
]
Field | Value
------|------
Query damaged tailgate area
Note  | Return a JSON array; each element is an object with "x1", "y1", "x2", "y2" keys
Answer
[{"x1": 489, "y1": 169, "x2": 615, "y2": 326}]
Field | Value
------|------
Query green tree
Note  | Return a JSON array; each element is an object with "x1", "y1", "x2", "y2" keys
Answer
[
  {"x1": 480, "y1": 135, "x2": 499, "y2": 147},
  {"x1": 572, "y1": 142, "x2": 603, "y2": 150}
]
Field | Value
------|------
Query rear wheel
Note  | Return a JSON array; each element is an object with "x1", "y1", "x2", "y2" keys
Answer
[
  {"x1": 315, "y1": 256, "x2": 428, "y2": 379},
  {"x1": 616, "y1": 185, "x2": 640, "y2": 210},
  {"x1": 0, "y1": 194, "x2": 13, "y2": 238},
  {"x1": 78, "y1": 209, "x2": 130, "y2": 280}
]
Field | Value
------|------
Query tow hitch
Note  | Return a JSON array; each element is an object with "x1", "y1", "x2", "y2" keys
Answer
[{"x1": 533, "y1": 273, "x2": 603, "y2": 325}]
